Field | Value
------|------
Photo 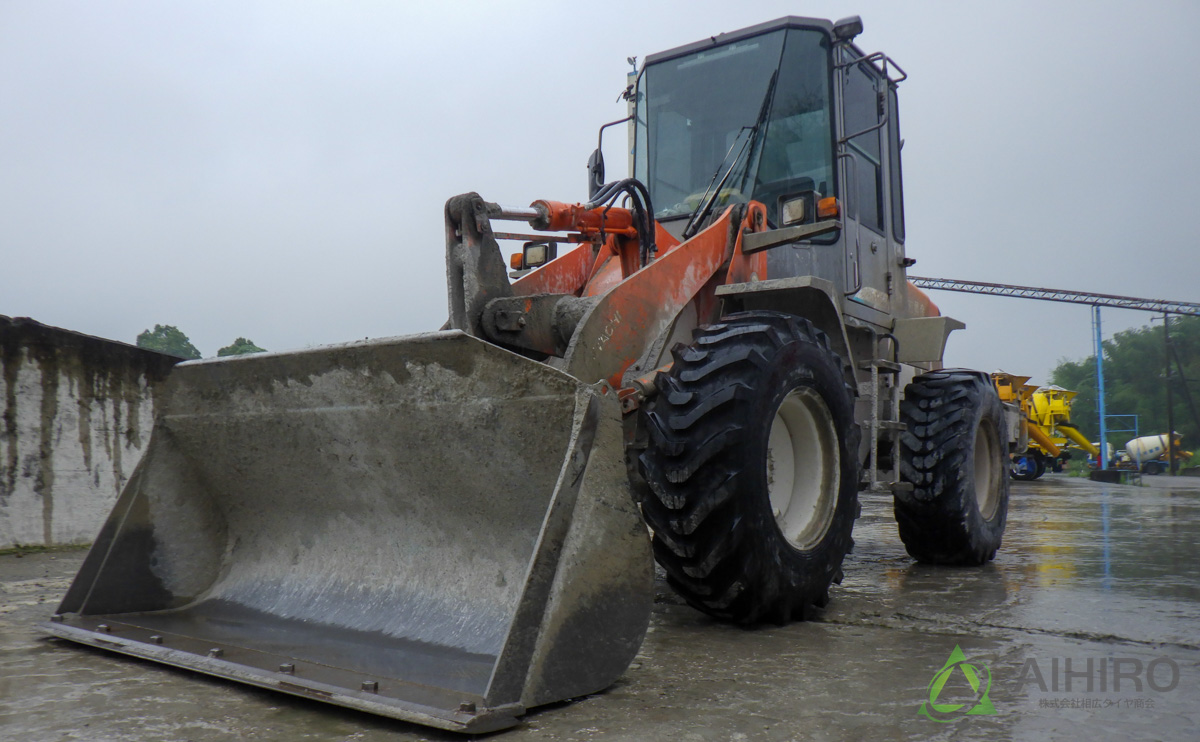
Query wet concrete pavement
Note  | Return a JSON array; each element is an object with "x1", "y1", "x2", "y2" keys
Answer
[{"x1": 2, "y1": 474, "x2": 1198, "y2": 741}]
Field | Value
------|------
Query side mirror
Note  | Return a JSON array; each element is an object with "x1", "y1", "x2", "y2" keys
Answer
[
  {"x1": 587, "y1": 148, "x2": 605, "y2": 199},
  {"x1": 586, "y1": 116, "x2": 631, "y2": 200}
]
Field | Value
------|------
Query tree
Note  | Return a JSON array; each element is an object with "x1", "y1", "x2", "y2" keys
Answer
[
  {"x1": 217, "y1": 338, "x2": 267, "y2": 357},
  {"x1": 136, "y1": 324, "x2": 201, "y2": 359},
  {"x1": 1050, "y1": 315, "x2": 1200, "y2": 453}
]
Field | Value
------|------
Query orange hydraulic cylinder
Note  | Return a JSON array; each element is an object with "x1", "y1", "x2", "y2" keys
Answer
[{"x1": 531, "y1": 200, "x2": 636, "y2": 235}]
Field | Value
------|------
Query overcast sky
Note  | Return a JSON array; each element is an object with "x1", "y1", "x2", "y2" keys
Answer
[{"x1": 3, "y1": 0, "x2": 1197, "y2": 386}]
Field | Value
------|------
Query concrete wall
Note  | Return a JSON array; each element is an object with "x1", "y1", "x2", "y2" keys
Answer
[{"x1": 1, "y1": 316, "x2": 179, "y2": 549}]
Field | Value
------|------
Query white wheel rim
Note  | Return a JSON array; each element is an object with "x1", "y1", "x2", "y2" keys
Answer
[
  {"x1": 974, "y1": 423, "x2": 1001, "y2": 519},
  {"x1": 766, "y1": 387, "x2": 839, "y2": 551}
]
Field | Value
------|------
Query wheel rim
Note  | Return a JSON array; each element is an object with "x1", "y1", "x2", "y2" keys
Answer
[
  {"x1": 766, "y1": 387, "x2": 839, "y2": 551},
  {"x1": 974, "y1": 422, "x2": 1001, "y2": 520},
  {"x1": 1013, "y1": 456, "x2": 1033, "y2": 477}
]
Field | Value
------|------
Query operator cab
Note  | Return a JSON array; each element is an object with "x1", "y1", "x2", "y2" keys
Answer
[{"x1": 631, "y1": 16, "x2": 908, "y2": 317}]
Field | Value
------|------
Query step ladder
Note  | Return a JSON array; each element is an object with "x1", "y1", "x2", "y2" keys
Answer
[{"x1": 858, "y1": 358, "x2": 909, "y2": 495}]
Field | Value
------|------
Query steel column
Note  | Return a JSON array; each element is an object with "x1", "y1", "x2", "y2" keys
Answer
[{"x1": 1094, "y1": 306, "x2": 1108, "y2": 470}]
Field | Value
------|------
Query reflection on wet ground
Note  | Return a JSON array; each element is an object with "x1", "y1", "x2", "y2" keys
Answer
[{"x1": 2, "y1": 474, "x2": 1197, "y2": 740}]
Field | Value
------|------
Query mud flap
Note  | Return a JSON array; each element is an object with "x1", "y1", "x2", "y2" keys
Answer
[{"x1": 42, "y1": 331, "x2": 653, "y2": 733}]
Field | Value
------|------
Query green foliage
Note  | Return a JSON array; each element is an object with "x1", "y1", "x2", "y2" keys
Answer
[
  {"x1": 136, "y1": 324, "x2": 201, "y2": 359},
  {"x1": 1050, "y1": 315, "x2": 1200, "y2": 453},
  {"x1": 217, "y1": 338, "x2": 267, "y2": 357}
]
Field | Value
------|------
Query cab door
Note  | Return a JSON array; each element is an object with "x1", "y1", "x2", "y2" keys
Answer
[{"x1": 837, "y1": 50, "x2": 892, "y2": 318}]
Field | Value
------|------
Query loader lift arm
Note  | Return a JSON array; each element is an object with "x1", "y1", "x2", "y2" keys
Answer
[{"x1": 446, "y1": 191, "x2": 767, "y2": 390}]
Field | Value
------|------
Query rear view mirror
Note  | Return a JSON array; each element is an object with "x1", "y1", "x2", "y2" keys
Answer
[{"x1": 587, "y1": 148, "x2": 605, "y2": 198}]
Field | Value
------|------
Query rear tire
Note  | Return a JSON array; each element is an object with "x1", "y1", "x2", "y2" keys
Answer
[
  {"x1": 1142, "y1": 461, "x2": 1162, "y2": 475},
  {"x1": 896, "y1": 370, "x2": 1009, "y2": 565},
  {"x1": 638, "y1": 311, "x2": 860, "y2": 623}
]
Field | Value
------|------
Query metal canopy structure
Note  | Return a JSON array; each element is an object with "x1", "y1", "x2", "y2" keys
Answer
[{"x1": 908, "y1": 277, "x2": 1200, "y2": 317}]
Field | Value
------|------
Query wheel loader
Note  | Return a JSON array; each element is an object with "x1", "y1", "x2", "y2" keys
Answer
[{"x1": 43, "y1": 16, "x2": 1019, "y2": 733}]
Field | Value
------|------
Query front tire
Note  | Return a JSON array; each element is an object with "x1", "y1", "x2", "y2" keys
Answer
[
  {"x1": 638, "y1": 312, "x2": 860, "y2": 623},
  {"x1": 896, "y1": 369, "x2": 1009, "y2": 565}
]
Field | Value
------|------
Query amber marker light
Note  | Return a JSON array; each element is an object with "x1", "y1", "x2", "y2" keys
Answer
[{"x1": 817, "y1": 197, "x2": 839, "y2": 219}]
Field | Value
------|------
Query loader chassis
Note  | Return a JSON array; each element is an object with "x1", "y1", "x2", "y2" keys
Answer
[{"x1": 43, "y1": 16, "x2": 1017, "y2": 733}]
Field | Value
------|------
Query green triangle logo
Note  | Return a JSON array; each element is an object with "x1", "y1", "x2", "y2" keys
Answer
[{"x1": 919, "y1": 645, "x2": 996, "y2": 722}]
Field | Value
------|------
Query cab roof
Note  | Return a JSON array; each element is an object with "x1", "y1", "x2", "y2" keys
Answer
[{"x1": 643, "y1": 17, "x2": 836, "y2": 67}]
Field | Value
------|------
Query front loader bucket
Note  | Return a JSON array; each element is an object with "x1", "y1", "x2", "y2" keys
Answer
[{"x1": 42, "y1": 331, "x2": 653, "y2": 733}]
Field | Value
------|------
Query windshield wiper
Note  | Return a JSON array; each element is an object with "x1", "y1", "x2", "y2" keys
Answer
[{"x1": 682, "y1": 71, "x2": 778, "y2": 240}]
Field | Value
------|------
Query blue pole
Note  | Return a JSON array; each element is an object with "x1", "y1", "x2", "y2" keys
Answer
[
  {"x1": 1094, "y1": 305, "x2": 1108, "y2": 469},
  {"x1": 1101, "y1": 493, "x2": 1112, "y2": 591}
]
